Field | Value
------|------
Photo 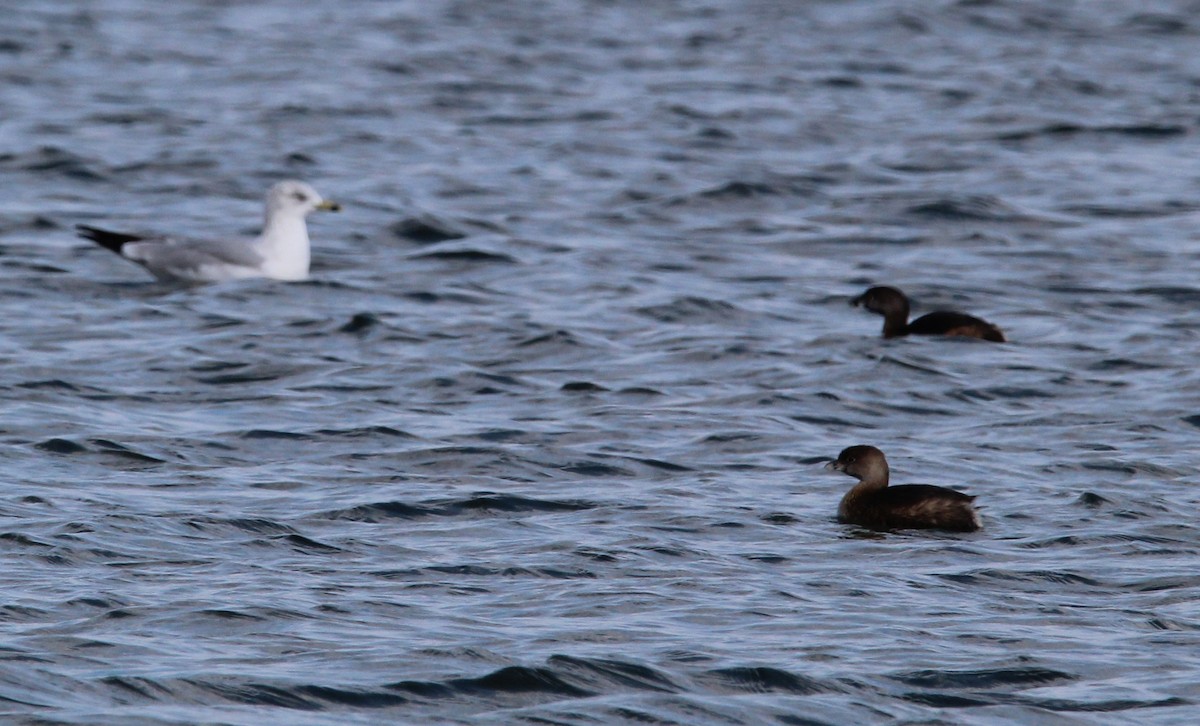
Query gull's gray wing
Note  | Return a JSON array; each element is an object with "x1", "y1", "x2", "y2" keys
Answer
[{"x1": 79, "y1": 225, "x2": 265, "y2": 281}]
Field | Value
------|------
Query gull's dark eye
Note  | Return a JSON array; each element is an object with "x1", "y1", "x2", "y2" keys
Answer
[{"x1": 292, "y1": 191, "x2": 309, "y2": 203}]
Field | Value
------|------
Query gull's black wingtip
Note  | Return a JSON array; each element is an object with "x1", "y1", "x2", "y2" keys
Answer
[{"x1": 76, "y1": 225, "x2": 142, "y2": 254}]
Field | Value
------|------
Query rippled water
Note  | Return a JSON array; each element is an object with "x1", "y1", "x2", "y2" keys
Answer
[{"x1": 2, "y1": 0, "x2": 1199, "y2": 723}]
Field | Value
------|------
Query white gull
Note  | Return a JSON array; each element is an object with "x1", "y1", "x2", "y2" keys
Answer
[{"x1": 77, "y1": 180, "x2": 340, "y2": 283}]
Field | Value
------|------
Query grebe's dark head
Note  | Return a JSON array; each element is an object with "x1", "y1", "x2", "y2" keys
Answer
[{"x1": 851, "y1": 286, "x2": 909, "y2": 318}]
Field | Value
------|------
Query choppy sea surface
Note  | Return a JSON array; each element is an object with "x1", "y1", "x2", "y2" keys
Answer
[{"x1": 1, "y1": 1, "x2": 1199, "y2": 723}]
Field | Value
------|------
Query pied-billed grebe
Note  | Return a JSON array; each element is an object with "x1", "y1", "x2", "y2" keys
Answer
[
  {"x1": 826, "y1": 445, "x2": 982, "y2": 532},
  {"x1": 76, "y1": 181, "x2": 340, "y2": 282},
  {"x1": 852, "y1": 286, "x2": 1005, "y2": 342}
]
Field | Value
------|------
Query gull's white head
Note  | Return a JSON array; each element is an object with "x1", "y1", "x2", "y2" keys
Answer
[{"x1": 265, "y1": 180, "x2": 341, "y2": 219}]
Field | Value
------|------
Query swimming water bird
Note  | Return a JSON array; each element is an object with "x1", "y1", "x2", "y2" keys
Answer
[
  {"x1": 851, "y1": 286, "x2": 1005, "y2": 341},
  {"x1": 76, "y1": 180, "x2": 340, "y2": 283},
  {"x1": 826, "y1": 445, "x2": 982, "y2": 532}
]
